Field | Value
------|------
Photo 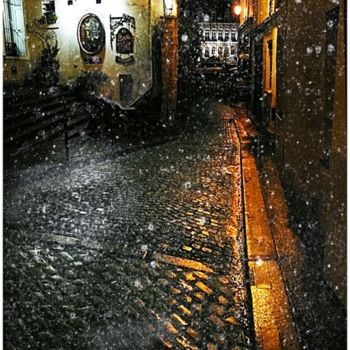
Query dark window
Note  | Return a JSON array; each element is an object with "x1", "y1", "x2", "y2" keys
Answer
[
  {"x1": 266, "y1": 40, "x2": 273, "y2": 90},
  {"x1": 224, "y1": 46, "x2": 229, "y2": 57},
  {"x1": 116, "y1": 28, "x2": 134, "y2": 54},
  {"x1": 42, "y1": 0, "x2": 55, "y2": 15}
]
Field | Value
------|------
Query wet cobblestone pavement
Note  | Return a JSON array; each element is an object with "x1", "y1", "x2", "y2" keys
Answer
[{"x1": 4, "y1": 102, "x2": 253, "y2": 349}]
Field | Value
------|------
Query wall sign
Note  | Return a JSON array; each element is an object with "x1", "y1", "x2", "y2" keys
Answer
[
  {"x1": 116, "y1": 28, "x2": 133, "y2": 54},
  {"x1": 78, "y1": 13, "x2": 105, "y2": 55},
  {"x1": 110, "y1": 14, "x2": 136, "y2": 65}
]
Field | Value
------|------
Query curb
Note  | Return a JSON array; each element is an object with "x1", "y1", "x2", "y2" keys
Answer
[{"x1": 233, "y1": 113, "x2": 300, "y2": 350}]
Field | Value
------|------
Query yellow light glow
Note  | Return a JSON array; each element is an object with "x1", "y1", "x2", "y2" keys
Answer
[
  {"x1": 164, "y1": 0, "x2": 173, "y2": 16},
  {"x1": 233, "y1": 5, "x2": 242, "y2": 16},
  {"x1": 256, "y1": 258, "x2": 264, "y2": 267}
]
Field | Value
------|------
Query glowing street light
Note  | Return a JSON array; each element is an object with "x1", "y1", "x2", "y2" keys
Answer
[
  {"x1": 163, "y1": 0, "x2": 174, "y2": 16},
  {"x1": 233, "y1": 4, "x2": 242, "y2": 16}
]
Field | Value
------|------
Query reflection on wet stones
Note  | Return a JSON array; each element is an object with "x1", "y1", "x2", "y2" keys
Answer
[{"x1": 4, "y1": 104, "x2": 252, "y2": 349}]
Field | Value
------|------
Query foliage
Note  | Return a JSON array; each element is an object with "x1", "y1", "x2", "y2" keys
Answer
[
  {"x1": 38, "y1": 12, "x2": 58, "y2": 25},
  {"x1": 74, "y1": 70, "x2": 108, "y2": 99},
  {"x1": 32, "y1": 41, "x2": 60, "y2": 87}
]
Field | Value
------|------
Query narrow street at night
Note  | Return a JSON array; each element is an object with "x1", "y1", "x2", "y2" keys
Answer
[{"x1": 3, "y1": 0, "x2": 347, "y2": 349}]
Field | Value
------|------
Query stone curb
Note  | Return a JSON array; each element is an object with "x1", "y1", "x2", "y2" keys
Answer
[{"x1": 233, "y1": 114, "x2": 300, "y2": 350}]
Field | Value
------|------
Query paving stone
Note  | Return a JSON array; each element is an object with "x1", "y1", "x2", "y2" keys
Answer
[{"x1": 4, "y1": 102, "x2": 253, "y2": 349}]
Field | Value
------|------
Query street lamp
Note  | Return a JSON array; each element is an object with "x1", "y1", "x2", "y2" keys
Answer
[
  {"x1": 163, "y1": 0, "x2": 173, "y2": 16},
  {"x1": 233, "y1": 4, "x2": 242, "y2": 16}
]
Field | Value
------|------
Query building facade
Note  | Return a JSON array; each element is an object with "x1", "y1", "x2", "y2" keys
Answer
[
  {"x1": 3, "y1": 0, "x2": 178, "y2": 111},
  {"x1": 239, "y1": 0, "x2": 346, "y2": 305},
  {"x1": 199, "y1": 22, "x2": 239, "y2": 63}
]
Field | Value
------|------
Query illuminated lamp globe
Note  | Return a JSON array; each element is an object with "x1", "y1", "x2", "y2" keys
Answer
[
  {"x1": 163, "y1": 0, "x2": 173, "y2": 16},
  {"x1": 233, "y1": 5, "x2": 242, "y2": 16}
]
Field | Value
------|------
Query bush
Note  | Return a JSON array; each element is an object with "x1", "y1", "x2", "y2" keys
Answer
[
  {"x1": 32, "y1": 41, "x2": 60, "y2": 87},
  {"x1": 74, "y1": 70, "x2": 109, "y2": 100}
]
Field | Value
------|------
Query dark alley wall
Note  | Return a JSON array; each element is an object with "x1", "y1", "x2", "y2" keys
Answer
[{"x1": 274, "y1": 0, "x2": 346, "y2": 304}]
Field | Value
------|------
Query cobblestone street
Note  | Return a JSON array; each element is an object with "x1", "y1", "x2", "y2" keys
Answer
[{"x1": 4, "y1": 102, "x2": 253, "y2": 349}]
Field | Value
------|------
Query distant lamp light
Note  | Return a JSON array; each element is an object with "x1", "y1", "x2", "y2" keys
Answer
[
  {"x1": 163, "y1": 0, "x2": 173, "y2": 16},
  {"x1": 203, "y1": 14, "x2": 210, "y2": 22},
  {"x1": 233, "y1": 4, "x2": 242, "y2": 16}
]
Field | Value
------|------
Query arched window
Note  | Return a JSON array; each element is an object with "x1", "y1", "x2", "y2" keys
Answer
[{"x1": 116, "y1": 28, "x2": 134, "y2": 54}]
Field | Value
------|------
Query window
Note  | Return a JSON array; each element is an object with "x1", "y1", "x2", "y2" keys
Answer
[
  {"x1": 42, "y1": 0, "x2": 55, "y2": 16},
  {"x1": 224, "y1": 32, "x2": 230, "y2": 41},
  {"x1": 265, "y1": 40, "x2": 273, "y2": 90},
  {"x1": 212, "y1": 47, "x2": 216, "y2": 55},
  {"x1": 3, "y1": 0, "x2": 26, "y2": 56},
  {"x1": 263, "y1": 28, "x2": 278, "y2": 107},
  {"x1": 231, "y1": 46, "x2": 236, "y2": 55},
  {"x1": 218, "y1": 46, "x2": 223, "y2": 56},
  {"x1": 205, "y1": 31, "x2": 210, "y2": 40},
  {"x1": 218, "y1": 31, "x2": 223, "y2": 41},
  {"x1": 224, "y1": 9, "x2": 230, "y2": 22},
  {"x1": 204, "y1": 47, "x2": 210, "y2": 57},
  {"x1": 231, "y1": 31, "x2": 237, "y2": 41},
  {"x1": 212, "y1": 31, "x2": 217, "y2": 40}
]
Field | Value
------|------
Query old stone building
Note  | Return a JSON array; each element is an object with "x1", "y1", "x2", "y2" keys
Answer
[
  {"x1": 3, "y1": 0, "x2": 178, "y2": 114},
  {"x1": 199, "y1": 22, "x2": 239, "y2": 63},
  {"x1": 239, "y1": 0, "x2": 346, "y2": 305}
]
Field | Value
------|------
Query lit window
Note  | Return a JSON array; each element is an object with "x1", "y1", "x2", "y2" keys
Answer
[
  {"x1": 265, "y1": 40, "x2": 273, "y2": 90},
  {"x1": 3, "y1": 0, "x2": 26, "y2": 56}
]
